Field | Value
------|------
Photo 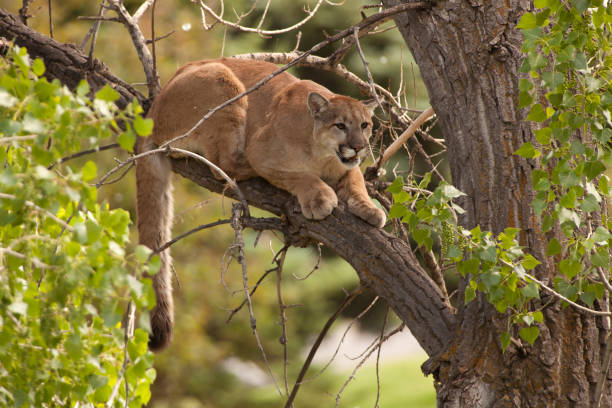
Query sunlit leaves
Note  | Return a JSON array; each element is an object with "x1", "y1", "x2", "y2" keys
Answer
[{"x1": 0, "y1": 45, "x2": 155, "y2": 407}]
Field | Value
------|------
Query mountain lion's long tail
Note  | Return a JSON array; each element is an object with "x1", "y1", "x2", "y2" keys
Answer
[{"x1": 136, "y1": 136, "x2": 174, "y2": 351}]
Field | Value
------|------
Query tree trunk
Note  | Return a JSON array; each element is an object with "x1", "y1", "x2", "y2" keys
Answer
[{"x1": 383, "y1": 1, "x2": 612, "y2": 406}]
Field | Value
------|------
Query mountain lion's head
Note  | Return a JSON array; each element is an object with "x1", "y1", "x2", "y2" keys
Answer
[{"x1": 307, "y1": 92, "x2": 377, "y2": 169}]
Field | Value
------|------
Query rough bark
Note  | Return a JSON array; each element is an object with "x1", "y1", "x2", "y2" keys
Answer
[{"x1": 383, "y1": 1, "x2": 612, "y2": 406}]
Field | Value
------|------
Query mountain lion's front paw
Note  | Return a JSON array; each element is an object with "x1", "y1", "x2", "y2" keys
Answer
[
  {"x1": 299, "y1": 187, "x2": 338, "y2": 220},
  {"x1": 348, "y1": 199, "x2": 386, "y2": 228}
]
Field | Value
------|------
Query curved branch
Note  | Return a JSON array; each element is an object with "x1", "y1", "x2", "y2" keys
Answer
[
  {"x1": 171, "y1": 157, "x2": 456, "y2": 357},
  {"x1": 197, "y1": 0, "x2": 327, "y2": 36}
]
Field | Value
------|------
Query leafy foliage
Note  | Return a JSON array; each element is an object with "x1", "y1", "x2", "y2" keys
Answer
[
  {"x1": 389, "y1": 2, "x2": 612, "y2": 351},
  {"x1": 0, "y1": 46, "x2": 156, "y2": 407}
]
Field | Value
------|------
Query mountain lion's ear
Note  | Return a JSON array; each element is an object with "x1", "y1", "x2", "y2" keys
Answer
[
  {"x1": 362, "y1": 99, "x2": 378, "y2": 115},
  {"x1": 307, "y1": 92, "x2": 330, "y2": 117}
]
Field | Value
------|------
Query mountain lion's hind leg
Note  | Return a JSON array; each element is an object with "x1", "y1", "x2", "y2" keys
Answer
[{"x1": 337, "y1": 167, "x2": 386, "y2": 228}]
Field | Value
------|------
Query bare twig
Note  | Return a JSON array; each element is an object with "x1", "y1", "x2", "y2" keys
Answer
[
  {"x1": 374, "y1": 307, "x2": 390, "y2": 408},
  {"x1": 18, "y1": 0, "x2": 35, "y2": 24},
  {"x1": 48, "y1": 143, "x2": 120, "y2": 170},
  {"x1": 96, "y1": 161, "x2": 134, "y2": 186},
  {"x1": 196, "y1": 0, "x2": 328, "y2": 36},
  {"x1": 304, "y1": 295, "x2": 379, "y2": 382},
  {"x1": 335, "y1": 324, "x2": 405, "y2": 407},
  {"x1": 275, "y1": 246, "x2": 291, "y2": 398},
  {"x1": 292, "y1": 243, "x2": 322, "y2": 280},
  {"x1": 284, "y1": 287, "x2": 364, "y2": 408},
  {"x1": 523, "y1": 271, "x2": 612, "y2": 316},
  {"x1": 596, "y1": 266, "x2": 612, "y2": 294},
  {"x1": 47, "y1": 0, "x2": 53, "y2": 38},
  {"x1": 353, "y1": 27, "x2": 383, "y2": 112},
  {"x1": 152, "y1": 219, "x2": 231, "y2": 256},
  {"x1": 151, "y1": 0, "x2": 158, "y2": 83},
  {"x1": 146, "y1": 30, "x2": 175, "y2": 44},
  {"x1": 107, "y1": 0, "x2": 161, "y2": 96},
  {"x1": 377, "y1": 106, "x2": 435, "y2": 169},
  {"x1": 0, "y1": 134, "x2": 38, "y2": 143},
  {"x1": 231, "y1": 204, "x2": 282, "y2": 396}
]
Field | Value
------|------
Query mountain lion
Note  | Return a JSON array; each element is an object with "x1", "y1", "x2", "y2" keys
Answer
[{"x1": 136, "y1": 58, "x2": 386, "y2": 350}]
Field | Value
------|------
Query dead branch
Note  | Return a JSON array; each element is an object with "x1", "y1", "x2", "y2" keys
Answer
[
  {"x1": 335, "y1": 323, "x2": 405, "y2": 407},
  {"x1": 107, "y1": 0, "x2": 161, "y2": 97},
  {"x1": 18, "y1": 0, "x2": 35, "y2": 24},
  {"x1": 152, "y1": 219, "x2": 231, "y2": 256},
  {"x1": 231, "y1": 204, "x2": 282, "y2": 396},
  {"x1": 275, "y1": 246, "x2": 291, "y2": 398},
  {"x1": 353, "y1": 27, "x2": 384, "y2": 112},
  {"x1": 284, "y1": 287, "x2": 364, "y2": 408},
  {"x1": 376, "y1": 106, "x2": 435, "y2": 169},
  {"x1": 196, "y1": 0, "x2": 330, "y2": 36}
]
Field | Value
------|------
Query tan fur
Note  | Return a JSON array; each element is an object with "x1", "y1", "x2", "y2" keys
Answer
[{"x1": 136, "y1": 58, "x2": 386, "y2": 350}]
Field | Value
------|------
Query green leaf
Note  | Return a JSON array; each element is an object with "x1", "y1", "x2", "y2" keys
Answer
[
  {"x1": 521, "y1": 282, "x2": 540, "y2": 299},
  {"x1": 533, "y1": 311, "x2": 544, "y2": 323},
  {"x1": 82, "y1": 160, "x2": 97, "y2": 182},
  {"x1": 591, "y1": 249, "x2": 610, "y2": 267},
  {"x1": 534, "y1": 127, "x2": 552, "y2": 145},
  {"x1": 134, "y1": 115, "x2": 154, "y2": 137},
  {"x1": 517, "y1": 12, "x2": 538, "y2": 29},
  {"x1": 526, "y1": 104, "x2": 548, "y2": 122},
  {"x1": 584, "y1": 160, "x2": 605, "y2": 180},
  {"x1": 560, "y1": 189, "x2": 577, "y2": 209},
  {"x1": 440, "y1": 183, "x2": 466, "y2": 199},
  {"x1": 76, "y1": 80, "x2": 90, "y2": 97},
  {"x1": 519, "y1": 91, "x2": 534, "y2": 108},
  {"x1": 95, "y1": 85, "x2": 120, "y2": 102},
  {"x1": 500, "y1": 332, "x2": 511, "y2": 352},
  {"x1": 458, "y1": 258, "x2": 480, "y2": 277},
  {"x1": 559, "y1": 259, "x2": 581, "y2": 279},
  {"x1": 388, "y1": 203, "x2": 408, "y2": 219},
  {"x1": 571, "y1": 0, "x2": 589, "y2": 13},
  {"x1": 542, "y1": 71, "x2": 564, "y2": 90},
  {"x1": 573, "y1": 53, "x2": 588, "y2": 70},
  {"x1": 522, "y1": 254, "x2": 541, "y2": 270},
  {"x1": 118, "y1": 129, "x2": 136, "y2": 152},
  {"x1": 514, "y1": 142, "x2": 540, "y2": 158},
  {"x1": 32, "y1": 58, "x2": 45, "y2": 76},
  {"x1": 387, "y1": 176, "x2": 404, "y2": 194},
  {"x1": 519, "y1": 326, "x2": 540, "y2": 345},
  {"x1": 592, "y1": 227, "x2": 612, "y2": 243},
  {"x1": 599, "y1": 176, "x2": 609, "y2": 196},
  {"x1": 546, "y1": 238, "x2": 562, "y2": 256}
]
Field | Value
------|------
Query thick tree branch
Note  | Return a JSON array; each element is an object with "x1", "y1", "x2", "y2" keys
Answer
[
  {"x1": 171, "y1": 157, "x2": 456, "y2": 356},
  {"x1": 0, "y1": 8, "x2": 146, "y2": 109}
]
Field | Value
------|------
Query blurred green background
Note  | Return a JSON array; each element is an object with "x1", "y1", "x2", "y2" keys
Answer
[{"x1": 1, "y1": 0, "x2": 436, "y2": 406}]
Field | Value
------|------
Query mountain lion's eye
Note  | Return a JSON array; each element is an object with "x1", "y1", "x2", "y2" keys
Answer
[
  {"x1": 361, "y1": 122, "x2": 368, "y2": 129},
  {"x1": 335, "y1": 123, "x2": 347, "y2": 130}
]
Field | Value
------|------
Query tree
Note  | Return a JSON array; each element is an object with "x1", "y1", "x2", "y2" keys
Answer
[{"x1": 1, "y1": 1, "x2": 611, "y2": 407}]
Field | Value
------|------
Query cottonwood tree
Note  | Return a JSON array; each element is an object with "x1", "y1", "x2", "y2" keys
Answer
[{"x1": 1, "y1": 1, "x2": 611, "y2": 407}]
